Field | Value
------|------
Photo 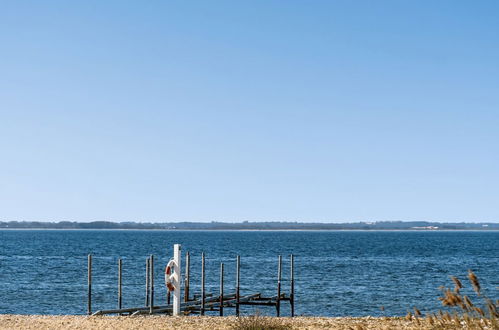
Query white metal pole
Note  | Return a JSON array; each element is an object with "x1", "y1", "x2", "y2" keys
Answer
[{"x1": 173, "y1": 244, "x2": 182, "y2": 316}]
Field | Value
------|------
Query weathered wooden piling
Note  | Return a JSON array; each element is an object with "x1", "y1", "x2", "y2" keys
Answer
[
  {"x1": 145, "y1": 257, "x2": 150, "y2": 307},
  {"x1": 219, "y1": 262, "x2": 224, "y2": 316},
  {"x1": 201, "y1": 252, "x2": 205, "y2": 315},
  {"x1": 236, "y1": 255, "x2": 240, "y2": 316},
  {"x1": 118, "y1": 258, "x2": 122, "y2": 310},
  {"x1": 290, "y1": 254, "x2": 294, "y2": 317},
  {"x1": 87, "y1": 254, "x2": 92, "y2": 315},
  {"x1": 149, "y1": 254, "x2": 154, "y2": 314},
  {"x1": 184, "y1": 251, "x2": 190, "y2": 302},
  {"x1": 276, "y1": 255, "x2": 282, "y2": 317}
]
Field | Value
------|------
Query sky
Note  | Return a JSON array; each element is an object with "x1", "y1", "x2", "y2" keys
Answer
[{"x1": 1, "y1": 1, "x2": 498, "y2": 223}]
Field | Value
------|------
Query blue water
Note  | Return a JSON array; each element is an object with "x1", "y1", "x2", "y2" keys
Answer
[{"x1": 0, "y1": 230, "x2": 497, "y2": 316}]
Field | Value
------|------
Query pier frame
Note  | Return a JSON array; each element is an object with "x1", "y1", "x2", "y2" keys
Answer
[{"x1": 89, "y1": 246, "x2": 295, "y2": 318}]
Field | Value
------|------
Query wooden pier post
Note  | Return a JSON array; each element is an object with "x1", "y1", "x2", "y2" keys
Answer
[
  {"x1": 149, "y1": 254, "x2": 154, "y2": 314},
  {"x1": 87, "y1": 254, "x2": 92, "y2": 315},
  {"x1": 290, "y1": 254, "x2": 294, "y2": 317},
  {"x1": 276, "y1": 255, "x2": 282, "y2": 317},
  {"x1": 219, "y1": 262, "x2": 224, "y2": 316},
  {"x1": 201, "y1": 252, "x2": 205, "y2": 315},
  {"x1": 184, "y1": 251, "x2": 190, "y2": 302},
  {"x1": 236, "y1": 255, "x2": 240, "y2": 316},
  {"x1": 118, "y1": 258, "x2": 122, "y2": 310},
  {"x1": 145, "y1": 257, "x2": 150, "y2": 307}
]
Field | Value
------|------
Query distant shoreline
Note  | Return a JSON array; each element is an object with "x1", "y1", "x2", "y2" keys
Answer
[
  {"x1": 0, "y1": 228, "x2": 498, "y2": 232},
  {"x1": 1, "y1": 220, "x2": 497, "y2": 231}
]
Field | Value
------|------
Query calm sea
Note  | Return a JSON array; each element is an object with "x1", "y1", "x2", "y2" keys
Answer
[{"x1": 0, "y1": 230, "x2": 497, "y2": 316}]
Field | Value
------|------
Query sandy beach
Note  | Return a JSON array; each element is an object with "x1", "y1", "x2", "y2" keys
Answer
[{"x1": 0, "y1": 315, "x2": 494, "y2": 330}]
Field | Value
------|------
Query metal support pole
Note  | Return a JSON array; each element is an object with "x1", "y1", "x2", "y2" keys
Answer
[
  {"x1": 201, "y1": 252, "x2": 205, "y2": 315},
  {"x1": 172, "y1": 244, "x2": 182, "y2": 316},
  {"x1": 219, "y1": 262, "x2": 224, "y2": 316},
  {"x1": 184, "y1": 251, "x2": 190, "y2": 302},
  {"x1": 145, "y1": 257, "x2": 150, "y2": 307},
  {"x1": 87, "y1": 254, "x2": 92, "y2": 315},
  {"x1": 276, "y1": 255, "x2": 282, "y2": 317},
  {"x1": 149, "y1": 254, "x2": 154, "y2": 314},
  {"x1": 290, "y1": 254, "x2": 294, "y2": 317},
  {"x1": 118, "y1": 258, "x2": 122, "y2": 310},
  {"x1": 236, "y1": 255, "x2": 240, "y2": 317}
]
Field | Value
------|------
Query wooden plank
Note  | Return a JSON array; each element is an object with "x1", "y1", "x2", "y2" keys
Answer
[
  {"x1": 99, "y1": 291, "x2": 268, "y2": 317},
  {"x1": 131, "y1": 293, "x2": 246, "y2": 315},
  {"x1": 239, "y1": 302, "x2": 277, "y2": 306}
]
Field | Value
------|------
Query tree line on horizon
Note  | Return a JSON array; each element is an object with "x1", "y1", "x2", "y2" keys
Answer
[{"x1": 0, "y1": 220, "x2": 497, "y2": 230}]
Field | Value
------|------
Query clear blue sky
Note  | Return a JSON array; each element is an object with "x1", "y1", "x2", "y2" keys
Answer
[{"x1": 1, "y1": 1, "x2": 498, "y2": 223}]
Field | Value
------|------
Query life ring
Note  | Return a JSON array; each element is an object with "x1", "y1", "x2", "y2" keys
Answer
[{"x1": 165, "y1": 259, "x2": 176, "y2": 292}]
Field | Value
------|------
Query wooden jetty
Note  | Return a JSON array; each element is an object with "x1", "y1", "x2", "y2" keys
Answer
[{"x1": 88, "y1": 245, "x2": 295, "y2": 317}]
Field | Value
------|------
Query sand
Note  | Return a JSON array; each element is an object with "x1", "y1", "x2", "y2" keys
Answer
[{"x1": 0, "y1": 314, "x2": 479, "y2": 330}]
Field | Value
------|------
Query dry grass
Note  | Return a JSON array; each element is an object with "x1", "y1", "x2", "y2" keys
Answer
[{"x1": 407, "y1": 270, "x2": 498, "y2": 329}]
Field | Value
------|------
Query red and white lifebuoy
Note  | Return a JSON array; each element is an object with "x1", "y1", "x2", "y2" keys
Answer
[{"x1": 165, "y1": 259, "x2": 176, "y2": 292}]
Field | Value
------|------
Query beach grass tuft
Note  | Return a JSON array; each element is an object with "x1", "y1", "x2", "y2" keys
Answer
[{"x1": 413, "y1": 271, "x2": 498, "y2": 329}]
